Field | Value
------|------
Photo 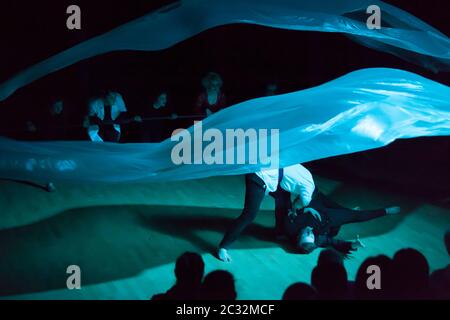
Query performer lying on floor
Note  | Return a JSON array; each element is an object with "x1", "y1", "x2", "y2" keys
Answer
[
  {"x1": 285, "y1": 193, "x2": 400, "y2": 255},
  {"x1": 217, "y1": 164, "x2": 400, "y2": 262}
]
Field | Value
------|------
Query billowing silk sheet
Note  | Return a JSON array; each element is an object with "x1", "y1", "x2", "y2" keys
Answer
[
  {"x1": 0, "y1": 0, "x2": 449, "y2": 101},
  {"x1": 1, "y1": 68, "x2": 449, "y2": 184}
]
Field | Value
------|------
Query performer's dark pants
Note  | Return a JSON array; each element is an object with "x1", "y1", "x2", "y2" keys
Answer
[
  {"x1": 308, "y1": 191, "x2": 386, "y2": 235},
  {"x1": 220, "y1": 174, "x2": 290, "y2": 249},
  {"x1": 99, "y1": 126, "x2": 120, "y2": 142}
]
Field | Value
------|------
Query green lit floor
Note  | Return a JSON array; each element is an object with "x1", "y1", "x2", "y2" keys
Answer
[{"x1": 0, "y1": 175, "x2": 449, "y2": 300}]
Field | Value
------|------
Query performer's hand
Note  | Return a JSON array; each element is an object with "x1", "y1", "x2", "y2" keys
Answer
[
  {"x1": 385, "y1": 206, "x2": 401, "y2": 215},
  {"x1": 171, "y1": 113, "x2": 178, "y2": 120},
  {"x1": 304, "y1": 207, "x2": 322, "y2": 222},
  {"x1": 217, "y1": 248, "x2": 232, "y2": 263},
  {"x1": 134, "y1": 115, "x2": 143, "y2": 123},
  {"x1": 292, "y1": 196, "x2": 302, "y2": 211},
  {"x1": 351, "y1": 235, "x2": 365, "y2": 250},
  {"x1": 288, "y1": 209, "x2": 297, "y2": 218}
]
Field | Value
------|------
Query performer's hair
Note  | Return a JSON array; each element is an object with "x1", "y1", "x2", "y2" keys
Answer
[{"x1": 297, "y1": 242, "x2": 317, "y2": 254}]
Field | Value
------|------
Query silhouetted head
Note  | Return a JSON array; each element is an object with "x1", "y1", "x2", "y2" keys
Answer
[
  {"x1": 202, "y1": 72, "x2": 223, "y2": 91},
  {"x1": 50, "y1": 99, "x2": 64, "y2": 115},
  {"x1": 311, "y1": 263, "x2": 348, "y2": 299},
  {"x1": 297, "y1": 226, "x2": 317, "y2": 254},
  {"x1": 445, "y1": 229, "x2": 450, "y2": 255},
  {"x1": 265, "y1": 83, "x2": 278, "y2": 96},
  {"x1": 174, "y1": 252, "x2": 205, "y2": 286},
  {"x1": 283, "y1": 282, "x2": 317, "y2": 300},
  {"x1": 429, "y1": 267, "x2": 450, "y2": 299},
  {"x1": 355, "y1": 255, "x2": 394, "y2": 300},
  {"x1": 318, "y1": 249, "x2": 344, "y2": 266},
  {"x1": 26, "y1": 121, "x2": 37, "y2": 133},
  {"x1": 392, "y1": 248, "x2": 430, "y2": 298},
  {"x1": 201, "y1": 270, "x2": 237, "y2": 300}
]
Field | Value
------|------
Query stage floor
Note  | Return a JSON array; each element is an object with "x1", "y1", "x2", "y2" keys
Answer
[{"x1": 0, "y1": 175, "x2": 448, "y2": 300}]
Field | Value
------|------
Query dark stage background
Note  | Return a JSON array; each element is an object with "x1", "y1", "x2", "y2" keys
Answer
[{"x1": 0, "y1": 0, "x2": 449, "y2": 200}]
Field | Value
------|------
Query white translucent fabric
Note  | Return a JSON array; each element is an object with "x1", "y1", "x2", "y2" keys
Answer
[
  {"x1": 0, "y1": 0, "x2": 449, "y2": 101},
  {"x1": 0, "y1": 68, "x2": 449, "y2": 184}
]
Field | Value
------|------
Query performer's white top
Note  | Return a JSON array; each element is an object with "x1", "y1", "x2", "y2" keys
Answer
[
  {"x1": 87, "y1": 92, "x2": 127, "y2": 142},
  {"x1": 255, "y1": 164, "x2": 315, "y2": 207}
]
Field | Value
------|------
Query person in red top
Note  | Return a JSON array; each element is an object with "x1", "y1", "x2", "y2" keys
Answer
[{"x1": 194, "y1": 72, "x2": 227, "y2": 117}]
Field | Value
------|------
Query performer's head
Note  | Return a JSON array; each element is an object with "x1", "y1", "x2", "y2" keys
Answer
[
  {"x1": 297, "y1": 226, "x2": 317, "y2": 254},
  {"x1": 202, "y1": 72, "x2": 223, "y2": 92},
  {"x1": 105, "y1": 91, "x2": 117, "y2": 105},
  {"x1": 98, "y1": 88, "x2": 117, "y2": 106}
]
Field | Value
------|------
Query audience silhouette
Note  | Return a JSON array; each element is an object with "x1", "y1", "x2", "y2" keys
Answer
[
  {"x1": 428, "y1": 230, "x2": 449, "y2": 300},
  {"x1": 153, "y1": 231, "x2": 449, "y2": 300},
  {"x1": 311, "y1": 262, "x2": 349, "y2": 300},
  {"x1": 317, "y1": 249, "x2": 344, "y2": 267},
  {"x1": 282, "y1": 283, "x2": 317, "y2": 300},
  {"x1": 392, "y1": 248, "x2": 430, "y2": 299},
  {"x1": 354, "y1": 255, "x2": 394, "y2": 300},
  {"x1": 201, "y1": 270, "x2": 237, "y2": 300},
  {"x1": 152, "y1": 252, "x2": 205, "y2": 300}
]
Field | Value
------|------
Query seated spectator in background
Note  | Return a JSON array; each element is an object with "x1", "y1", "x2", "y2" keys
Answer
[
  {"x1": 84, "y1": 90, "x2": 140, "y2": 142},
  {"x1": 392, "y1": 248, "x2": 430, "y2": 299},
  {"x1": 265, "y1": 83, "x2": 278, "y2": 96},
  {"x1": 152, "y1": 252, "x2": 205, "y2": 300},
  {"x1": 282, "y1": 283, "x2": 317, "y2": 300},
  {"x1": 311, "y1": 262, "x2": 349, "y2": 300},
  {"x1": 354, "y1": 255, "x2": 394, "y2": 300},
  {"x1": 23, "y1": 120, "x2": 38, "y2": 140},
  {"x1": 21, "y1": 98, "x2": 68, "y2": 141},
  {"x1": 195, "y1": 72, "x2": 226, "y2": 117},
  {"x1": 201, "y1": 270, "x2": 237, "y2": 300},
  {"x1": 140, "y1": 91, "x2": 178, "y2": 142},
  {"x1": 43, "y1": 99, "x2": 69, "y2": 140},
  {"x1": 317, "y1": 248, "x2": 344, "y2": 267},
  {"x1": 429, "y1": 230, "x2": 450, "y2": 299}
]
